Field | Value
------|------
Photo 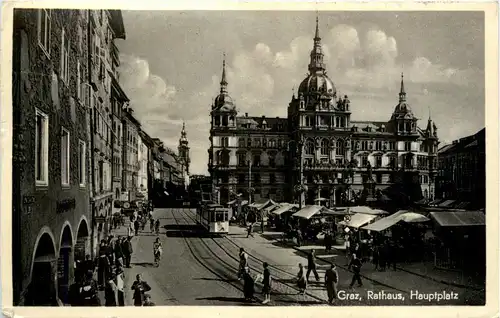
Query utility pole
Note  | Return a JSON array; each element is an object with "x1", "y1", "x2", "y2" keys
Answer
[
  {"x1": 248, "y1": 160, "x2": 252, "y2": 205},
  {"x1": 299, "y1": 138, "x2": 305, "y2": 209}
]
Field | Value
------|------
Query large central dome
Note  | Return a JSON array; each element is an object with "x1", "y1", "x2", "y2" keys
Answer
[
  {"x1": 298, "y1": 73, "x2": 336, "y2": 97},
  {"x1": 297, "y1": 16, "x2": 336, "y2": 97}
]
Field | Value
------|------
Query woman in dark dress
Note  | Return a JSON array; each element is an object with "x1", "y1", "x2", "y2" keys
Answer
[
  {"x1": 296, "y1": 263, "x2": 307, "y2": 295},
  {"x1": 242, "y1": 268, "x2": 255, "y2": 302},
  {"x1": 261, "y1": 262, "x2": 271, "y2": 304}
]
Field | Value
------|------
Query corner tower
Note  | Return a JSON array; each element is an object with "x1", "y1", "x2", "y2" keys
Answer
[{"x1": 178, "y1": 122, "x2": 190, "y2": 175}]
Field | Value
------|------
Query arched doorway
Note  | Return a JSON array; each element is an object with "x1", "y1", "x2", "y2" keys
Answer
[
  {"x1": 75, "y1": 219, "x2": 90, "y2": 282},
  {"x1": 26, "y1": 232, "x2": 57, "y2": 306},
  {"x1": 57, "y1": 225, "x2": 73, "y2": 304}
]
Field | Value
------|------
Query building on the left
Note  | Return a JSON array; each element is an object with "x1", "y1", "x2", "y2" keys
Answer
[{"x1": 11, "y1": 9, "x2": 126, "y2": 306}]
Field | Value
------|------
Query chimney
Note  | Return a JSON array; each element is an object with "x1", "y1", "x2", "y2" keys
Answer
[{"x1": 245, "y1": 113, "x2": 248, "y2": 117}]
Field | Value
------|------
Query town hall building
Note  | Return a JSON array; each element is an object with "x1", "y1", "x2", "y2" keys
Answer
[{"x1": 208, "y1": 18, "x2": 439, "y2": 207}]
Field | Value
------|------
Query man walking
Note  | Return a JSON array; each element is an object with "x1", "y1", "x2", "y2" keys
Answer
[
  {"x1": 324, "y1": 264, "x2": 339, "y2": 304},
  {"x1": 131, "y1": 274, "x2": 152, "y2": 306},
  {"x1": 348, "y1": 253, "x2": 363, "y2": 288},
  {"x1": 306, "y1": 249, "x2": 320, "y2": 282},
  {"x1": 238, "y1": 248, "x2": 248, "y2": 280},
  {"x1": 116, "y1": 267, "x2": 125, "y2": 306},
  {"x1": 122, "y1": 237, "x2": 133, "y2": 268}
]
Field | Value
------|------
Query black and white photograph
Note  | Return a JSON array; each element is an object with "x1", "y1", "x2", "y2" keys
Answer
[{"x1": 2, "y1": 2, "x2": 498, "y2": 314}]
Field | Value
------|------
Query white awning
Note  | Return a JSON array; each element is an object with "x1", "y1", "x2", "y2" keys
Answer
[
  {"x1": 292, "y1": 205, "x2": 323, "y2": 219},
  {"x1": 362, "y1": 211, "x2": 429, "y2": 232},
  {"x1": 348, "y1": 206, "x2": 388, "y2": 215},
  {"x1": 272, "y1": 204, "x2": 299, "y2": 215},
  {"x1": 249, "y1": 199, "x2": 277, "y2": 210},
  {"x1": 340, "y1": 213, "x2": 378, "y2": 228},
  {"x1": 430, "y1": 211, "x2": 485, "y2": 227}
]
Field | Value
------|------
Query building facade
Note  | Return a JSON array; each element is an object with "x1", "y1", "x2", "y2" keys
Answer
[
  {"x1": 436, "y1": 128, "x2": 485, "y2": 209},
  {"x1": 209, "y1": 18, "x2": 439, "y2": 207},
  {"x1": 137, "y1": 129, "x2": 150, "y2": 200},
  {"x1": 88, "y1": 9, "x2": 125, "y2": 254},
  {"x1": 121, "y1": 108, "x2": 141, "y2": 201},
  {"x1": 12, "y1": 9, "x2": 94, "y2": 305},
  {"x1": 110, "y1": 77, "x2": 129, "y2": 202}
]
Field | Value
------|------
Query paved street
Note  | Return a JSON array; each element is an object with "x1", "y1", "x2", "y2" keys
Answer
[
  {"x1": 113, "y1": 208, "x2": 484, "y2": 306},
  {"x1": 115, "y1": 208, "x2": 328, "y2": 306}
]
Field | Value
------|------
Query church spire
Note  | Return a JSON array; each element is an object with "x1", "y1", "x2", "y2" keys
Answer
[
  {"x1": 308, "y1": 14, "x2": 326, "y2": 75},
  {"x1": 399, "y1": 72, "x2": 406, "y2": 102},
  {"x1": 220, "y1": 53, "x2": 228, "y2": 94},
  {"x1": 179, "y1": 121, "x2": 188, "y2": 144},
  {"x1": 314, "y1": 14, "x2": 320, "y2": 40}
]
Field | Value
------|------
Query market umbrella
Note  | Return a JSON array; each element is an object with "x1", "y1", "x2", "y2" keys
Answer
[{"x1": 399, "y1": 212, "x2": 430, "y2": 223}]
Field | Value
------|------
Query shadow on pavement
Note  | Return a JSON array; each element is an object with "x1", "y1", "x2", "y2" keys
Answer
[
  {"x1": 278, "y1": 299, "x2": 325, "y2": 305},
  {"x1": 195, "y1": 296, "x2": 255, "y2": 304},
  {"x1": 164, "y1": 224, "x2": 201, "y2": 231},
  {"x1": 260, "y1": 233, "x2": 283, "y2": 241},
  {"x1": 193, "y1": 277, "x2": 238, "y2": 283},
  {"x1": 165, "y1": 230, "x2": 213, "y2": 238},
  {"x1": 132, "y1": 262, "x2": 155, "y2": 268}
]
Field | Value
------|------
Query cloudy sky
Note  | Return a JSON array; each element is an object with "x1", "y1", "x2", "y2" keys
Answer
[{"x1": 116, "y1": 11, "x2": 484, "y2": 176}]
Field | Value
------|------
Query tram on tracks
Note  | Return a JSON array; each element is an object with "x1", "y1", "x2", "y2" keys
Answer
[{"x1": 196, "y1": 201, "x2": 230, "y2": 235}]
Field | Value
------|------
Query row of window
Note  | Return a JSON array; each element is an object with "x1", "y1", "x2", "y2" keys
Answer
[
  {"x1": 35, "y1": 109, "x2": 86, "y2": 187},
  {"x1": 303, "y1": 116, "x2": 347, "y2": 128}
]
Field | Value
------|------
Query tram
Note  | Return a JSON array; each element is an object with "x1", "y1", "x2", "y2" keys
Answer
[{"x1": 196, "y1": 201, "x2": 230, "y2": 235}]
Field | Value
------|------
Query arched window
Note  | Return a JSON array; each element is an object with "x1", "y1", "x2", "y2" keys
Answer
[
  {"x1": 336, "y1": 140, "x2": 345, "y2": 156},
  {"x1": 305, "y1": 140, "x2": 315, "y2": 155},
  {"x1": 321, "y1": 139, "x2": 329, "y2": 155}
]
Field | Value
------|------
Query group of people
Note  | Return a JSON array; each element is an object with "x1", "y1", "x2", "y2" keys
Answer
[
  {"x1": 296, "y1": 249, "x2": 340, "y2": 304},
  {"x1": 238, "y1": 247, "x2": 341, "y2": 305},
  {"x1": 129, "y1": 211, "x2": 160, "y2": 237},
  {"x1": 69, "y1": 234, "x2": 135, "y2": 306}
]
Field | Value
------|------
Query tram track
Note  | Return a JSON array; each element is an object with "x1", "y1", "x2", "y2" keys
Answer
[
  {"x1": 176, "y1": 208, "x2": 330, "y2": 304},
  {"x1": 169, "y1": 208, "x2": 324, "y2": 306},
  {"x1": 178, "y1": 208, "x2": 475, "y2": 301}
]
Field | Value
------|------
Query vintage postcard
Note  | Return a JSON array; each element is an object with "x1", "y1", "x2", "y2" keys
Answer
[{"x1": 1, "y1": 1, "x2": 498, "y2": 318}]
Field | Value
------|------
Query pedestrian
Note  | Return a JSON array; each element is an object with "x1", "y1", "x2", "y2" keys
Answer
[
  {"x1": 373, "y1": 245, "x2": 380, "y2": 271},
  {"x1": 306, "y1": 249, "x2": 320, "y2": 282},
  {"x1": 150, "y1": 218, "x2": 155, "y2": 233},
  {"x1": 242, "y1": 268, "x2": 255, "y2": 302},
  {"x1": 122, "y1": 237, "x2": 133, "y2": 268},
  {"x1": 80, "y1": 270, "x2": 100, "y2": 306},
  {"x1": 261, "y1": 262, "x2": 271, "y2": 304},
  {"x1": 324, "y1": 264, "x2": 339, "y2": 304},
  {"x1": 153, "y1": 237, "x2": 163, "y2": 267},
  {"x1": 260, "y1": 213, "x2": 265, "y2": 233},
  {"x1": 81, "y1": 254, "x2": 95, "y2": 275},
  {"x1": 389, "y1": 241, "x2": 397, "y2": 271},
  {"x1": 324, "y1": 230, "x2": 333, "y2": 251},
  {"x1": 295, "y1": 226, "x2": 303, "y2": 247},
  {"x1": 348, "y1": 253, "x2": 363, "y2": 288},
  {"x1": 296, "y1": 263, "x2": 307, "y2": 295},
  {"x1": 131, "y1": 274, "x2": 152, "y2": 306},
  {"x1": 68, "y1": 279, "x2": 82, "y2": 306},
  {"x1": 155, "y1": 219, "x2": 160, "y2": 235},
  {"x1": 114, "y1": 237, "x2": 124, "y2": 268},
  {"x1": 238, "y1": 248, "x2": 248, "y2": 280},
  {"x1": 116, "y1": 267, "x2": 125, "y2": 306},
  {"x1": 143, "y1": 294, "x2": 156, "y2": 306},
  {"x1": 246, "y1": 223, "x2": 254, "y2": 238},
  {"x1": 134, "y1": 219, "x2": 140, "y2": 236},
  {"x1": 97, "y1": 248, "x2": 110, "y2": 290},
  {"x1": 104, "y1": 276, "x2": 117, "y2": 306},
  {"x1": 345, "y1": 232, "x2": 351, "y2": 264}
]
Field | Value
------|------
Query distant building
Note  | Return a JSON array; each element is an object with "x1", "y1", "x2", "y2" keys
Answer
[
  {"x1": 208, "y1": 18, "x2": 439, "y2": 207},
  {"x1": 178, "y1": 122, "x2": 191, "y2": 188},
  {"x1": 121, "y1": 108, "x2": 141, "y2": 201},
  {"x1": 137, "y1": 129, "x2": 151, "y2": 200},
  {"x1": 436, "y1": 128, "x2": 485, "y2": 209}
]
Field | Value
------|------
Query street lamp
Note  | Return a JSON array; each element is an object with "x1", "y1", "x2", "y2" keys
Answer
[
  {"x1": 247, "y1": 160, "x2": 253, "y2": 205},
  {"x1": 288, "y1": 137, "x2": 306, "y2": 209}
]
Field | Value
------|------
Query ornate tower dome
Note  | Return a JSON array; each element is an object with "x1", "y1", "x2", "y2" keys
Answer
[
  {"x1": 178, "y1": 121, "x2": 190, "y2": 175},
  {"x1": 297, "y1": 16, "x2": 336, "y2": 97},
  {"x1": 391, "y1": 73, "x2": 414, "y2": 120},
  {"x1": 213, "y1": 54, "x2": 236, "y2": 112}
]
